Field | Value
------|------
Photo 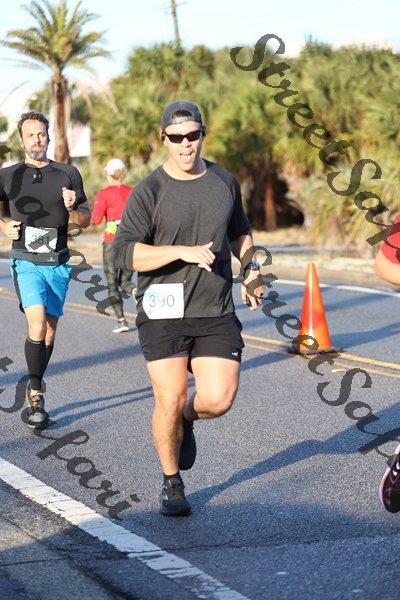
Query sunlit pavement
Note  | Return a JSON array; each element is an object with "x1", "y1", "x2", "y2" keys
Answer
[{"x1": 1, "y1": 260, "x2": 400, "y2": 599}]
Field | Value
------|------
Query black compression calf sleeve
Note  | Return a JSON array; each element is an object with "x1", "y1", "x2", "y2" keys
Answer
[
  {"x1": 25, "y1": 337, "x2": 46, "y2": 391},
  {"x1": 42, "y1": 343, "x2": 54, "y2": 378}
]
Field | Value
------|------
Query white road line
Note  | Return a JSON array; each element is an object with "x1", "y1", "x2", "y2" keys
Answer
[
  {"x1": 1, "y1": 257, "x2": 399, "y2": 297},
  {"x1": 0, "y1": 457, "x2": 248, "y2": 600},
  {"x1": 277, "y1": 279, "x2": 400, "y2": 298}
]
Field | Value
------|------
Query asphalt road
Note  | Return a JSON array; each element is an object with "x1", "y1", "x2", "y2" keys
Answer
[{"x1": 1, "y1": 257, "x2": 400, "y2": 600}]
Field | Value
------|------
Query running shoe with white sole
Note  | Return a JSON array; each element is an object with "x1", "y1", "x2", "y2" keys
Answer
[
  {"x1": 26, "y1": 385, "x2": 49, "y2": 429},
  {"x1": 380, "y1": 443, "x2": 400, "y2": 512},
  {"x1": 159, "y1": 477, "x2": 192, "y2": 516},
  {"x1": 112, "y1": 319, "x2": 129, "y2": 333}
]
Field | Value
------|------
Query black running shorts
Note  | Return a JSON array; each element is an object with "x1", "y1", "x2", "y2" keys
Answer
[{"x1": 137, "y1": 312, "x2": 244, "y2": 363}]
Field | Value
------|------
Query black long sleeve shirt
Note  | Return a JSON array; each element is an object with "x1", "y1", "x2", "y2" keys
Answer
[{"x1": 113, "y1": 160, "x2": 251, "y2": 323}]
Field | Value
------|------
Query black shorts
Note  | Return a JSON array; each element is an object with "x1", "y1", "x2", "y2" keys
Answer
[{"x1": 137, "y1": 313, "x2": 244, "y2": 363}]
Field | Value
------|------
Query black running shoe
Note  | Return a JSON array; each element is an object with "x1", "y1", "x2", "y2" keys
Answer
[
  {"x1": 380, "y1": 443, "x2": 400, "y2": 512},
  {"x1": 179, "y1": 416, "x2": 196, "y2": 471},
  {"x1": 26, "y1": 385, "x2": 49, "y2": 429},
  {"x1": 160, "y1": 477, "x2": 192, "y2": 516}
]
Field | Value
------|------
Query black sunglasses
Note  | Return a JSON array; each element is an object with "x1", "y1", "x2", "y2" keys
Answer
[
  {"x1": 32, "y1": 169, "x2": 42, "y2": 184},
  {"x1": 162, "y1": 128, "x2": 204, "y2": 144}
]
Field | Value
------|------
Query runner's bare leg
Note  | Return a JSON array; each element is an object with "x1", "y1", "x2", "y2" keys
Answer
[
  {"x1": 186, "y1": 357, "x2": 240, "y2": 420},
  {"x1": 147, "y1": 356, "x2": 188, "y2": 475}
]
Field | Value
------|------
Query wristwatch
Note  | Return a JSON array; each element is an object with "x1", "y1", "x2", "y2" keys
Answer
[
  {"x1": 244, "y1": 260, "x2": 260, "y2": 279},
  {"x1": 249, "y1": 260, "x2": 260, "y2": 271}
]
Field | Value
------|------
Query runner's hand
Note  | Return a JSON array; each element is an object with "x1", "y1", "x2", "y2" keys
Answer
[
  {"x1": 3, "y1": 220, "x2": 21, "y2": 240},
  {"x1": 178, "y1": 242, "x2": 215, "y2": 272},
  {"x1": 62, "y1": 187, "x2": 77, "y2": 211},
  {"x1": 241, "y1": 271, "x2": 264, "y2": 311}
]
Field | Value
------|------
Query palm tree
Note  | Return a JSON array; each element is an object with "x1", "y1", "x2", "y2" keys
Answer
[
  {"x1": 0, "y1": 114, "x2": 11, "y2": 166},
  {"x1": 1, "y1": 0, "x2": 109, "y2": 162},
  {"x1": 170, "y1": 0, "x2": 182, "y2": 51},
  {"x1": 90, "y1": 43, "x2": 217, "y2": 170},
  {"x1": 207, "y1": 81, "x2": 287, "y2": 229}
]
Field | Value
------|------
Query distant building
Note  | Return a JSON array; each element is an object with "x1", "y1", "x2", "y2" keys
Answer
[
  {"x1": 0, "y1": 85, "x2": 92, "y2": 161},
  {"x1": 47, "y1": 118, "x2": 91, "y2": 160}
]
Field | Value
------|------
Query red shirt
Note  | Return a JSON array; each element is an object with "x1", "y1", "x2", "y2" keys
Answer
[
  {"x1": 381, "y1": 214, "x2": 400, "y2": 264},
  {"x1": 91, "y1": 184, "x2": 133, "y2": 243}
]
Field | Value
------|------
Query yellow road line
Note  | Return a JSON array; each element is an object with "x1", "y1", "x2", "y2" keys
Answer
[
  {"x1": 64, "y1": 300, "x2": 139, "y2": 319},
  {"x1": 244, "y1": 342, "x2": 288, "y2": 354},
  {"x1": 244, "y1": 341, "x2": 400, "y2": 380},
  {"x1": 332, "y1": 361, "x2": 400, "y2": 380},
  {"x1": 2, "y1": 288, "x2": 400, "y2": 375},
  {"x1": 242, "y1": 333, "x2": 400, "y2": 373},
  {"x1": 337, "y1": 352, "x2": 400, "y2": 372},
  {"x1": 243, "y1": 333, "x2": 287, "y2": 347}
]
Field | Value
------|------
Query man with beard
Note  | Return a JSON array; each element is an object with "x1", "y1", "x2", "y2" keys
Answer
[{"x1": 0, "y1": 112, "x2": 90, "y2": 429}]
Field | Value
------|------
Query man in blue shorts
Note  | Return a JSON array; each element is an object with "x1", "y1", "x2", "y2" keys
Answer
[{"x1": 0, "y1": 112, "x2": 90, "y2": 428}]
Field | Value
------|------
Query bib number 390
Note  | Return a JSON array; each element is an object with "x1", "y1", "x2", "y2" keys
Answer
[{"x1": 143, "y1": 283, "x2": 184, "y2": 319}]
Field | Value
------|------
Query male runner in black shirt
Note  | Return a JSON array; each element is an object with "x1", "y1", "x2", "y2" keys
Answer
[
  {"x1": 0, "y1": 112, "x2": 90, "y2": 428},
  {"x1": 113, "y1": 101, "x2": 264, "y2": 516}
]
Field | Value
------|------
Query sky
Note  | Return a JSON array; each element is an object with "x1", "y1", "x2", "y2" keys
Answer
[{"x1": 0, "y1": 0, "x2": 398, "y2": 123}]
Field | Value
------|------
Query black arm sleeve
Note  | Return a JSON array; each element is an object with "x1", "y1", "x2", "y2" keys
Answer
[
  {"x1": 0, "y1": 172, "x2": 10, "y2": 219},
  {"x1": 112, "y1": 187, "x2": 154, "y2": 271},
  {"x1": 227, "y1": 177, "x2": 251, "y2": 242},
  {"x1": 68, "y1": 166, "x2": 87, "y2": 206},
  {"x1": 0, "y1": 171, "x2": 6, "y2": 202}
]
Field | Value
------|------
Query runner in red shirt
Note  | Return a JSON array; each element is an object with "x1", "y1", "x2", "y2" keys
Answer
[
  {"x1": 374, "y1": 215, "x2": 400, "y2": 512},
  {"x1": 374, "y1": 214, "x2": 400, "y2": 285},
  {"x1": 91, "y1": 159, "x2": 136, "y2": 333}
]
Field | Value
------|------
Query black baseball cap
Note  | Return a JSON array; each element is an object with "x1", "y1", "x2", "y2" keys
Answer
[{"x1": 161, "y1": 100, "x2": 203, "y2": 130}]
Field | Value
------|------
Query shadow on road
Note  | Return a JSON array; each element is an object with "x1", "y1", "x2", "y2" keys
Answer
[
  {"x1": 49, "y1": 387, "x2": 155, "y2": 428},
  {"x1": 241, "y1": 350, "x2": 290, "y2": 372},
  {"x1": 187, "y1": 399, "x2": 400, "y2": 511},
  {"x1": 334, "y1": 322, "x2": 400, "y2": 351},
  {"x1": 0, "y1": 344, "x2": 144, "y2": 387}
]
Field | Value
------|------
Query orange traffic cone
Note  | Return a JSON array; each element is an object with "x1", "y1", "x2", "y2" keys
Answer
[{"x1": 291, "y1": 262, "x2": 340, "y2": 355}]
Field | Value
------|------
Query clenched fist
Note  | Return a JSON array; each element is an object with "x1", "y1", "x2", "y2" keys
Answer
[
  {"x1": 62, "y1": 187, "x2": 77, "y2": 212},
  {"x1": 2, "y1": 220, "x2": 21, "y2": 240},
  {"x1": 241, "y1": 271, "x2": 264, "y2": 311}
]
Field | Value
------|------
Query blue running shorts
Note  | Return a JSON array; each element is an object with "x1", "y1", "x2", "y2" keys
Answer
[{"x1": 10, "y1": 259, "x2": 73, "y2": 317}]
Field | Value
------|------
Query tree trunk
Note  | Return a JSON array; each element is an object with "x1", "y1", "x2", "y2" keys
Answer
[
  {"x1": 170, "y1": 0, "x2": 182, "y2": 50},
  {"x1": 263, "y1": 172, "x2": 277, "y2": 230},
  {"x1": 52, "y1": 70, "x2": 70, "y2": 163}
]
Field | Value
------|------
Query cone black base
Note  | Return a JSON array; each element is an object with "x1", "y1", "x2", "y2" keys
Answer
[{"x1": 288, "y1": 346, "x2": 343, "y2": 356}]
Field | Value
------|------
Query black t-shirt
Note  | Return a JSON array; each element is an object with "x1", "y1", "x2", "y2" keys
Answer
[
  {"x1": 113, "y1": 160, "x2": 251, "y2": 322},
  {"x1": 0, "y1": 160, "x2": 87, "y2": 264}
]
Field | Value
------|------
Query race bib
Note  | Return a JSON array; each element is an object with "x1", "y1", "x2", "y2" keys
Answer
[
  {"x1": 25, "y1": 226, "x2": 58, "y2": 253},
  {"x1": 105, "y1": 220, "x2": 121, "y2": 235},
  {"x1": 142, "y1": 283, "x2": 184, "y2": 319}
]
